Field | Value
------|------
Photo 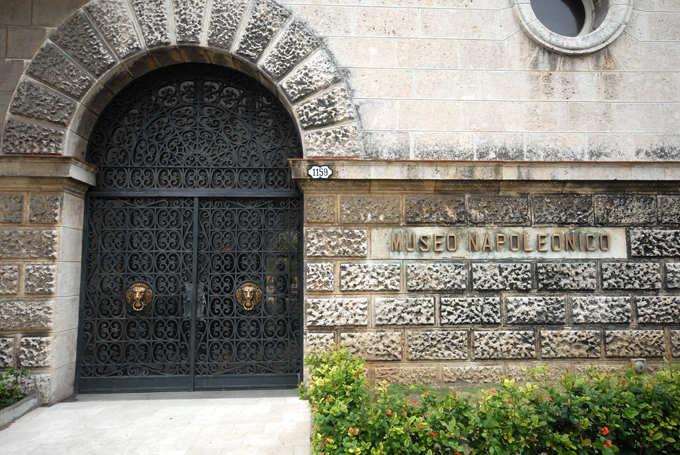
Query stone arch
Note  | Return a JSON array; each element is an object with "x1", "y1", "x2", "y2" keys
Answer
[{"x1": 0, "y1": 0, "x2": 362, "y2": 160}]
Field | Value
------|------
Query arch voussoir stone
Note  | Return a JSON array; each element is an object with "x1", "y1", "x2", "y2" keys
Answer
[{"x1": 1, "y1": 0, "x2": 364, "y2": 159}]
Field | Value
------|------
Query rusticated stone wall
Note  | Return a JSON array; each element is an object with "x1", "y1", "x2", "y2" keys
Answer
[
  {"x1": 303, "y1": 184, "x2": 680, "y2": 385},
  {"x1": 0, "y1": 157, "x2": 94, "y2": 403}
]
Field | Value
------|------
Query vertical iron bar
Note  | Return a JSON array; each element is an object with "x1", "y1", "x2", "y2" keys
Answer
[{"x1": 189, "y1": 197, "x2": 199, "y2": 390}]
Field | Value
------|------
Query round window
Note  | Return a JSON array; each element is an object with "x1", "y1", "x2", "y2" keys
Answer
[
  {"x1": 531, "y1": 0, "x2": 590, "y2": 37},
  {"x1": 513, "y1": 0, "x2": 633, "y2": 55}
]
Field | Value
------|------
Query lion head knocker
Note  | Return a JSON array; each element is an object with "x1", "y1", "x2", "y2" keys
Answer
[
  {"x1": 236, "y1": 282, "x2": 263, "y2": 311},
  {"x1": 125, "y1": 283, "x2": 153, "y2": 311}
]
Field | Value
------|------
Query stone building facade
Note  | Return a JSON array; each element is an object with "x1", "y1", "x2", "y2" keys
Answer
[{"x1": 0, "y1": 0, "x2": 679, "y2": 403}]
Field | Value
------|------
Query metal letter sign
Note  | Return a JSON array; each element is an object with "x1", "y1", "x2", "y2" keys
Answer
[
  {"x1": 308, "y1": 165, "x2": 333, "y2": 179},
  {"x1": 77, "y1": 64, "x2": 303, "y2": 393}
]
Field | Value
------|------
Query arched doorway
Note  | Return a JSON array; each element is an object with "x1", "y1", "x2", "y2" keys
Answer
[{"x1": 76, "y1": 63, "x2": 303, "y2": 393}]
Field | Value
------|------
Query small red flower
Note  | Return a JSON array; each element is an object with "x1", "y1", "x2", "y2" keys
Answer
[
  {"x1": 386, "y1": 410, "x2": 392, "y2": 416},
  {"x1": 418, "y1": 424, "x2": 423, "y2": 429},
  {"x1": 491, "y1": 390, "x2": 496, "y2": 394},
  {"x1": 575, "y1": 424, "x2": 579, "y2": 428},
  {"x1": 604, "y1": 439, "x2": 612, "y2": 448},
  {"x1": 325, "y1": 439, "x2": 329, "y2": 444},
  {"x1": 601, "y1": 427, "x2": 610, "y2": 436},
  {"x1": 547, "y1": 397, "x2": 552, "y2": 402},
  {"x1": 506, "y1": 399, "x2": 511, "y2": 405},
  {"x1": 401, "y1": 409, "x2": 407, "y2": 413},
  {"x1": 456, "y1": 452, "x2": 462, "y2": 455},
  {"x1": 424, "y1": 391, "x2": 430, "y2": 395},
  {"x1": 430, "y1": 431, "x2": 437, "y2": 437}
]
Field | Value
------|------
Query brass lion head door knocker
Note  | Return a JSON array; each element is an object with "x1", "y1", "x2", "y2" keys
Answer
[
  {"x1": 236, "y1": 282, "x2": 263, "y2": 311},
  {"x1": 126, "y1": 283, "x2": 153, "y2": 311}
]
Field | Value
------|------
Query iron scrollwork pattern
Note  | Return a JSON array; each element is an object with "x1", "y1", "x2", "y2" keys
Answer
[
  {"x1": 195, "y1": 198, "x2": 302, "y2": 378},
  {"x1": 86, "y1": 64, "x2": 302, "y2": 191},
  {"x1": 79, "y1": 63, "x2": 303, "y2": 391},
  {"x1": 80, "y1": 197, "x2": 194, "y2": 378}
]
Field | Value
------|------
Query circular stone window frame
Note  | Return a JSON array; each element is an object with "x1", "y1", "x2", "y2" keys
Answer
[{"x1": 513, "y1": 0, "x2": 634, "y2": 55}]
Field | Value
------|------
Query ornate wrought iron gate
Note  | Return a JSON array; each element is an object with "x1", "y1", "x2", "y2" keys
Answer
[{"x1": 76, "y1": 64, "x2": 303, "y2": 392}]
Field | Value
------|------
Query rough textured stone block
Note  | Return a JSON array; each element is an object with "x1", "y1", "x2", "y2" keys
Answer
[
  {"x1": 605, "y1": 330, "x2": 665, "y2": 357},
  {"x1": 0, "y1": 265, "x2": 20, "y2": 295},
  {"x1": 374, "y1": 367, "x2": 437, "y2": 385},
  {"x1": 304, "y1": 332, "x2": 335, "y2": 356},
  {"x1": 10, "y1": 80, "x2": 76, "y2": 126},
  {"x1": 306, "y1": 298, "x2": 367, "y2": 327},
  {"x1": 533, "y1": 195, "x2": 593, "y2": 224},
  {"x1": 85, "y1": 0, "x2": 142, "y2": 58},
  {"x1": 29, "y1": 194, "x2": 63, "y2": 224},
  {"x1": 408, "y1": 330, "x2": 468, "y2": 360},
  {"x1": 636, "y1": 296, "x2": 680, "y2": 323},
  {"x1": 631, "y1": 230, "x2": 680, "y2": 258},
  {"x1": 24, "y1": 265, "x2": 56, "y2": 295},
  {"x1": 472, "y1": 263, "x2": 531, "y2": 291},
  {"x1": 405, "y1": 196, "x2": 465, "y2": 225},
  {"x1": 1, "y1": 119, "x2": 65, "y2": 155},
  {"x1": 474, "y1": 331, "x2": 536, "y2": 359},
  {"x1": 658, "y1": 196, "x2": 680, "y2": 225},
  {"x1": 51, "y1": 12, "x2": 116, "y2": 77},
  {"x1": 19, "y1": 337, "x2": 53, "y2": 368},
  {"x1": 340, "y1": 331, "x2": 403, "y2": 361},
  {"x1": 407, "y1": 262, "x2": 467, "y2": 291},
  {"x1": 132, "y1": 0, "x2": 171, "y2": 48},
  {"x1": 236, "y1": 0, "x2": 290, "y2": 61},
  {"x1": 506, "y1": 364, "x2": 567, "y2": 382},
  {"x1": 537, "y1": 262, "x2": 597, "y2": 290},
  {"x1": 375, "y1": 298, "x2": 434, "y2": 325},
  {"x1": 469, "y1": 197, "x2": 530, "y2": 225},
  {"x1": 305, "y1": 196, "x2": 335, "y2": 224},
  {"x1": 0, "y1": 300, "x2": 53, "y2": 331},
  {"x1": 0, "y1": 230, "x2": 58, "y2": 259},
  {"x1": 306, "y1": 263, "x2": 334, "y2": 292},
  {"x1": 541, "y1": 330, "x2": 601, "y2": 358},
  {"x1": 340, "y1": 197, "x2": 399, "y2": 224},
  {"x1": 306, "y1": 229, "x2": 367, "y2": 257},
  {"x1": 263, "y1": 21, "x2": 319, "y2": 79},
  {"x1": 0, "y1": 195, "x2": 23, "y2": 223},
  {"x1": 440, "y1": 297, "x2": 501, "y2": 325},
  {"x1": 507, "y1": 297, "x2": 565, "y2": 324},
  {"x1": 0, "y1": 337, "x2": 14, "y2": 368},
  {"x1": 602, "y1": 262, "x2": 661, "y2": 289},
  {"x1": 594, "y1": 195, "x2": 656, "y2": 225},
  {"x1": 671, "y1": 330, "x2": 680, "y2": 357},
  {"x1": 303, "y1": 125, "x2": 362, "y2": 158},
  {"x1": 27, "y1": 43, "x2": 94, "y2": 100},
  {"x1": 173, "y1": 0, "x2": 206, "y2": 44},
  {"x1": 340, "y1": 263, "x2": 400, "y2": 291},
  {"x1": 574, "y1": 364, "x2": 626, "y2": 376},
  {"x1": 443, "y1": 366, "x2": 503, "y2": 384},
  {"x1": 296, "y1": 86, "x2": 355, "y2": 129},
  {"x1": 281, "y1": 50, "x2": 340, "y2": 102},
  {"x1": 666, "y1": 263, "x2": 680, "y2": 288},
  {"x1": 208, "y1": 0, "x2": 249, "y2": 50},
  {"x1": 572, "y1": 296, "x2": 631, "y2": 324}
]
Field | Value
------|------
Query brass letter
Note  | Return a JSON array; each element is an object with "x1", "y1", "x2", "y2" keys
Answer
[
  {"x1": 496, "y1": 234, "x2": 506, "y2": 251},
  {"x1": 391, "y1": 233, "x2": 402, "y2": 252},
  {"x1": 538, "y1": 234, "x2": 548, "y2": 252},
  {"x1": 482, "y1": 234, "x2": 492, "y2": 252},
  {"x1": 579, "y1": 234, "x2": 583, "y2": 251},
  {"x1": 551, "y1": 234, "x2": 562, "y2": 252},
  {"x1": 600, "y1": 233, "x2": 610, "y2": 251},
  {"x1": 406, "y1": 233, "x2": 416, "y2": 252},
  {"x1": 469, "y1": 234, "x2": 478, "y2": 252},
  {"x1": 523, "y1": 233, "x2": 534, "y2": 252},
  {"x1": 420, "y1": 234, "x2": 431, "y2": 252},
  {"x1": 586, "y1": 234, "x2": 596, "y2": 251},
  {"x1": 434, "y1": 234, "x2": 444, "y2": 252},
  {"x1": 565, "y1": 234, "x2": 576, "y2": 252},
  {"x1": 510, "y1": 234, "x2": 520, "y2": 252},
  {"x1": 446, "y1": 234, "x2": 457, "y2": 252}
]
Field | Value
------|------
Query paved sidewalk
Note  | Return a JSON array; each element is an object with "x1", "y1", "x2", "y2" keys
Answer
[{"x1": 0, "y1": 390, "x2": 311, "y2": 455}]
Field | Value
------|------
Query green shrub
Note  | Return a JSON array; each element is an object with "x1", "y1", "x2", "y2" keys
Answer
[
  {"x1": 0, "y1": 368, "x2": 28, "y2": 410},
  {"x1": 299, "y1": 347, "x2": 680, "y2": 455}
]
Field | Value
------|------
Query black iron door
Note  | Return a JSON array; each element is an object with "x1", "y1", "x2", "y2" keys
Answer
[{"x1": 77, "y1": 64, "x2": 303, "y2": 393}]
